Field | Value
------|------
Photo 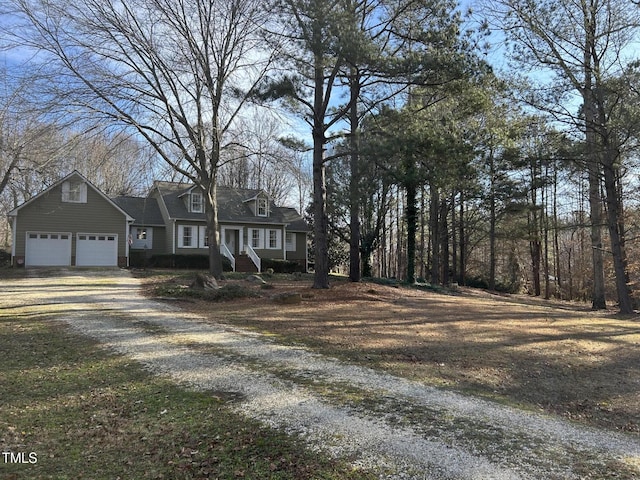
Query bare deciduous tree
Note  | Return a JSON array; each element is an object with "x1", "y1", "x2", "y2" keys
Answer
[
  {"x1": 217, "y1": 114, "x2": 308, "y2": 206},
  {"x1": 3, "y1": 0, "x2": 274, "y2": 278},
  {"x1": 486, "y1": 0, "x2": 640, "y2": 312}
]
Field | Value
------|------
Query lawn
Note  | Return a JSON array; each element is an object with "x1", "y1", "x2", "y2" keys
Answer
[
  {"x1": 0, "y1": 286, "x2": 376, "y2": 480},
  {"x1": 142, "y1": 270, "x2": 640, "y2": 434}
]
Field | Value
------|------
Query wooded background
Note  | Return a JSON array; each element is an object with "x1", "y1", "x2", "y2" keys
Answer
[{"x1": 1, "y1": 0, "x2": 639, "y2": 311}]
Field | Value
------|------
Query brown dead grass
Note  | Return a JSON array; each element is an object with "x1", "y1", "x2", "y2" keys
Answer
[{"x1": 142, "y1": 272, "x2": 640, "y2": 434}]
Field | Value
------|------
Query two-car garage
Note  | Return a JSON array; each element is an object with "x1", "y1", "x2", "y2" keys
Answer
[
  {"x1": 25, "y1": 232, "x2": 119, "y2": 267},
  {"x1": 10, "y1": 171, "x2": 132, "y2": 268}
]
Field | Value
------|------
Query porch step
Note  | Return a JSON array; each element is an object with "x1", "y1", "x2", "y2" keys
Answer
[{"x1": 235, "y1": 254, "x2": 258, "y2": 273}]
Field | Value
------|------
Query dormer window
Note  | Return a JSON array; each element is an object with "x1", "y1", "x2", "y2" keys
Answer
[
  {"x1": 257, "y1": 197, "x2": 268, "y2": 217},
  {"x1": 190, "y1": 192, "x2": 203, "y2": 213},
  {"x1": 61, "y1": 180, "x2": 87, "y2": 203}
]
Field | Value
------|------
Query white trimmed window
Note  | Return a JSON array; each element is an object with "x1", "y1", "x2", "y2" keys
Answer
[
  {"x1": 257, "y1": 197, "x2": 268, "y2": 217},
  {"x1": 190, "y1": 192, "x2": 204, "y2": 213},
  {"x1": 285, "y1": 232, "x2": 296, "y2": 251},
  {"x1": 61, "y1": 180, "x2": 87, "y2": 203},
  {"x1": 178, "y1": 225, "x2": 194, "y2": 248},
  {"x1": 198, "y1": 226, "x2": 209, "y2": 248},
  {"x1": 131, "y1": 227, "x2": 153, "y2": 249},
  {"x1": 266, "y1": 229, "x2": 281, "y2": 249},
  {"x1": 248, "y1": 228, "x2": 263, "y2": 249}
]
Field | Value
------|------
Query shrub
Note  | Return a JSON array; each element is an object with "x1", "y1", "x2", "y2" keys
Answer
[
  {"x1": 365, "y1": 277, "x2": 400, "y2": 287},
  {"x1": 463, "y1": 275, "x2": 518, "y2": 294},
  {"x1": 0, "y1": 249, "x2": 10, "y2": 268},
  {"x1": 261, "y1": 258, "x2": 303, "y2": 274},
  {"x1": 209, "y1": 283, "x2": 260, "y2": 301},
  {"x1": 145, "y1": 254, "x2": 232, "y2": 271},
  {"x1": 153, "y1": 280, "x2": 259, "y2": 302},
  {"x1": 463, "y1": 276, "x2": 489, "y2": 290}
]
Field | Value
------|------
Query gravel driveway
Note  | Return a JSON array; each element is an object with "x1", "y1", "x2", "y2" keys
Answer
[{"x1": 4, "y1": 270, "x2": 640, "y2": 479}]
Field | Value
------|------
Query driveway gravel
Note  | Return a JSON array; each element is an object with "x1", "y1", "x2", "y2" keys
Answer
[{"x1": 3, "y1": 269, "x2": 640, "y2": 479}]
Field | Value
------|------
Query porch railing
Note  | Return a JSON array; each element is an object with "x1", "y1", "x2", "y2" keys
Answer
[
  {"x1": 245, "y1": 244, "x2": 261, "y2": 272},
  {"x1": 220, "y1": 243, "x2": 235, "y2": 272}
]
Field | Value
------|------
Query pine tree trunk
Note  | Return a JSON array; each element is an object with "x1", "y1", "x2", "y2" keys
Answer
[
  {"x1": 587, "y1": 151, "x2": 606, "y2": 309},
  {"x1": 311, "y1": 43, "x2": 329, "y2": 288},
  {"x1": 451, "y1": 190, "x2": 457, "y2": 284},
  {"x1": 405, "y1": 183, "x2": 417, "y2": 284},
  {"x1": 440, "y1": 197, "x2": 450, "y2": 286},
  {"x1": 348, "y1": 68, "x2": 361, "y2": 282},
  {"x1": 430, "y1": 186, "x2": 440, "y2": 285},
  {"x1": 602, "y1": 155, "x2": 634, "y2": 313},
  {"x1": 459, "y1": 191, "x2": 466, "y2": 286}
]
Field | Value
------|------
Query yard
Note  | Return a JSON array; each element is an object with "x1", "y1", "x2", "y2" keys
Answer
[
  {"x1": 142, "y1": 271, "x2": 640, "y2": 434},
  {"x1": 0, "y1": 270, "x2": 375, "y2": 480},
  {"x1": 2, "y1": 268, "x2": 639, "y2": 479}
]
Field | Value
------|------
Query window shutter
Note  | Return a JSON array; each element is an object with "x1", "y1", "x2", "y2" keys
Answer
[{"x1": 199, "y1": 226, "x2": 208, "y2": 248}]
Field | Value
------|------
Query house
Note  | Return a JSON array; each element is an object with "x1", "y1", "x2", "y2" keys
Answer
[{"x1": 8, "y1": 171, "x2": 309, "y2": 272}]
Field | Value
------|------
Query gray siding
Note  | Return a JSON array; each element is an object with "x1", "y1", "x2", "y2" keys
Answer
[
  {"x1": 14, "y1": 181, "x2": 128, "y2": 259},
  {"x1": 151, "y1": 188, "x2": 176, "y2": 254},
  {"x1": 174, "y1": 221, "x2": 207, "y2": 255},
  {"x1": 129, "y1": 226, "x2": 166, "y2": 256},
  {"x1": 171, "y1": 221, "x2": 294, "y2": 262},
  {"x1": 243, "y1": 223, "x2": 285, "y2": 260},
  {"x1": 151, "y1": 227, "x2": 166, "y2": 255},
  {"x1": 287, "y1": 231, "x2": 307, "y2": 261}
]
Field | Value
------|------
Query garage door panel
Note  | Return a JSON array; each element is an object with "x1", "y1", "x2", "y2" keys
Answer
[
  {"x1": 76, "y1": 233, "x2": 118, "y2": 266},
  {"x1": 25, "y1": 232, "x2": 72, "y2": 266}
]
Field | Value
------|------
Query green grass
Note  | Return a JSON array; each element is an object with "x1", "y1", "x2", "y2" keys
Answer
[{"x1": 0, "y1": 313, "x2": 376, "y2": 479}]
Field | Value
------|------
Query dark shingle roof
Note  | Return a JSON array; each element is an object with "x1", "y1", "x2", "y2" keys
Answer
[
  {"x1": 112, "y1": 196, "x2": 165, "y2": 226},
  {"x1": 153, "y1": 182, "x2": 308, "y2": 228},
  {"x1": 281, "y1": 207, "x2": 311, "y2": 232}
]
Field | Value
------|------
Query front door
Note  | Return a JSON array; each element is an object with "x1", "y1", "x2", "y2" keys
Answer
[{"x1": 225, "y1": 229, "x2": 239, "y2": 255}]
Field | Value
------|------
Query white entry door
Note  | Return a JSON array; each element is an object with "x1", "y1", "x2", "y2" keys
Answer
[
  {"x1": 76, "y1": 233, "x2": 118, "y2": 266},
  {"x1": 225, "y1": 229, "x2": 237, "y2": 255},
  {"x1": 25, "y1": 232, "x2": 72, "y2": 266}
]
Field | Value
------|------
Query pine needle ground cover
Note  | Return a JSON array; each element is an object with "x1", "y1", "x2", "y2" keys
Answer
[{"x1": 144, "y1": 271, "x2": 640, "y2": 434}]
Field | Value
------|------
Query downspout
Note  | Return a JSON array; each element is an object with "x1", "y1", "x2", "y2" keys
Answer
[
  {"x1": 125, "y1": 219, "x2": 131, "y2": 267},
  {"x1": 172, "y1": 220, "x2": 176, "y2": 254},
  {"x1": 306, "y1": 231, "x2": 309, "y2": 273},
  {"x1": 11, "y1": 215, "x2": 17, "y2": 267},
  {"x1": 283, "y1": 224, "x2": 288, "y2": 260}
]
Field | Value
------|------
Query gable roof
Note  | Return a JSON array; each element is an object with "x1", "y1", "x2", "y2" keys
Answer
[
  {"x1": 241, "y1": 189, "x2": 269, "y2": 203},
  {"x1": 153, "y1": 181, "x2": 204, "y2": 221},
  {"x1": 152, "y1": 181, "x2": 307, "y2": 227},
  {"x1": 112, "y1": 196, "x2": 165, "y2": 226},
  {"x1": 7, "y1": 170, "x2": 134, "y2": 221}
]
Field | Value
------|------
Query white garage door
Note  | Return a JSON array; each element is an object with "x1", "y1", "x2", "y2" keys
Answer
[
  {"x1": 76, "y1": 233, "x2": 118, "y2": 266},
  {"x1": 26, "y1": 232, "x2": 72, "y2": 267}
]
